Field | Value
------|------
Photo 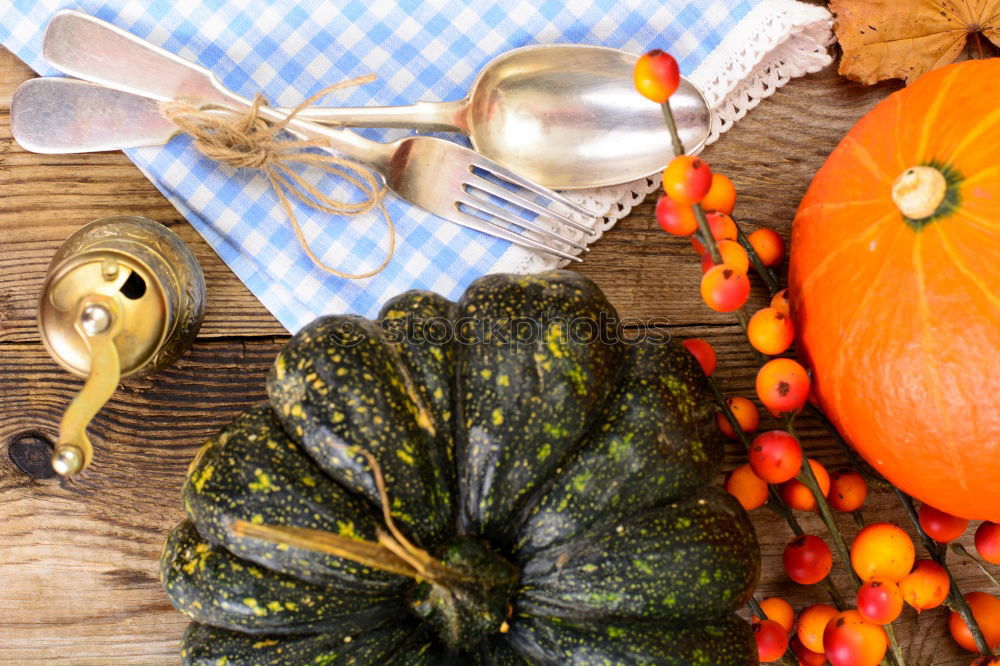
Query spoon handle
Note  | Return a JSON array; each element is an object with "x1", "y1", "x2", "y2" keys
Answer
[{"x1": 296, "y1": 100, "x2": 470, "y2": 133}]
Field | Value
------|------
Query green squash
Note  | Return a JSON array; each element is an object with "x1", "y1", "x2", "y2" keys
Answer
[{"x1": 161, "y1": 271, "x2": 760, "y2": 664}]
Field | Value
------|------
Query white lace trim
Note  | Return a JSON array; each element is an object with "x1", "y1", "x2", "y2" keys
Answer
[{"x1": 494, "y1": 0, "x2": 833, "y2": 275}]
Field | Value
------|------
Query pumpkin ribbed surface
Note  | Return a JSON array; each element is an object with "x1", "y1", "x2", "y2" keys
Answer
[
  {"x1": 161, "y1": 271, "x2": 759, "y2": 664},
  {"x1": 789, "y1": 60, "x2": 1000, "y2": 521}
]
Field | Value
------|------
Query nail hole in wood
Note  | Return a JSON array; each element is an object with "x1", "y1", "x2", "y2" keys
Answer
[{"x1": 8, "y1": 432, "x2": 56, "y2": 479}]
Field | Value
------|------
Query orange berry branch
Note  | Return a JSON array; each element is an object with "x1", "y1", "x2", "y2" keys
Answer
[{"x1": 634, "y1": 48, "x2": 998, "y2": 664}]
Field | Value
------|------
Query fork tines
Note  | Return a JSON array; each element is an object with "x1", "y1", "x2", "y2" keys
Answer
[{"x1": 457, "y1": 162, "x2": 600, "y2": 262}]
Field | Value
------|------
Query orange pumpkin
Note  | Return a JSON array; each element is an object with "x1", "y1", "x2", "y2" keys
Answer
[{"x1": 789, "y1": 60, "x2": 1000, "y2": 522}]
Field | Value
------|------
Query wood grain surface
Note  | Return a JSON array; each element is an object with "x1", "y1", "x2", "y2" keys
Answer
[{"x1": 0, "y1": 41, "x2": 995, "y2": 665}]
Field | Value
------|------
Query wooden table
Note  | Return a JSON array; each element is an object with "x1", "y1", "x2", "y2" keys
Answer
[{"x1": 0, "y1": 43, "x2": 993, "y2": 665}]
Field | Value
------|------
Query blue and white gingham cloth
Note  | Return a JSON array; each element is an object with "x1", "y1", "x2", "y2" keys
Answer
[{"x1": 1, "y1": 0, "x2": 828, "y2": 332}]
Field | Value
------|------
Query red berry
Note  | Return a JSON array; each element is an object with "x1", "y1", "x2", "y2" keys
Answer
[
  {"x1": 682, "y1": 338, "x2": 716, "y2": 375},
  {"x1": 783, "y1": 534, "x2": 833, "y2": 585},
  {"x1": 724, "y1": 464, "x2": 769, "y2": 511},
  {"x1": 756, "y1": 358, "x2": 810, "y2": 416},
  {"x1": 899, "y1": 559, "x2": 950, "y2": 612},
  {"x1": 700, "y1": 264, "x2": 750, "y2": 312},
  {"x1": 701, "y1": 239, "x2": 749, "y2": 275},
  {"x1": 749, "y1": 228, "x2": 786, "y2": 267},
  {"x1": 779, "y1": 459, "x2": 831, "y2": 511},
  {"x1": 716, "y1": 396, "x2": 759, "y2": 439},
  {"x1": 701, "y1": 173, "x2": 736, "y2": 214},
  {"x1": 857, "y1": 578, "x2": 904, "y2": 624},
  {"x1": 633, "y1": 49, "x2": 680, "y2": 103},
  {"x1": 823, "y1": 610, "x2": 888, "y2": 666},
  {"x1": 918, "y1": 504, "x2": 969, "y2": 543},
  {"x1": 663, "y1": 155, "x2": 713, "y2": 206},
  {"x1": 655, "y1": 194, "x2": 698, "y2": 236},
  {"x1": 747, "y1": 306, "x2": 795, "y2": 355},
  {"x1": 754, "y1": 619, "x2": 789, "y2": 662},
  {"x1": 691, "y1": 211, "x2": 738, "y2": 253},
  {"x1": 976, "y1": 522, "x2": 1000, "y2": 564},
  {"x1": 749, "y1": 430, "x2": 803, "y2": 484},
  {"x1": 828, "y1": 468, "x2": 868, "y2": 512}
]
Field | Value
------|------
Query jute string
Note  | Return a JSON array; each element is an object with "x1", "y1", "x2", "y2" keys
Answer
[{"x1": 160, "y1": 75, "x2": 394, "y2": 279}]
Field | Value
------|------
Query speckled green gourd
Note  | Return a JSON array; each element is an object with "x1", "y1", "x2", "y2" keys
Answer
[{"x1": 161, "y1": 271, "x2": 760, "y2": 665}]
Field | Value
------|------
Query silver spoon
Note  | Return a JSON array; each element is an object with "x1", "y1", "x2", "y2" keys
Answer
[{"x1": 295, "y1": 44, "x2": 712, "y2": 190}]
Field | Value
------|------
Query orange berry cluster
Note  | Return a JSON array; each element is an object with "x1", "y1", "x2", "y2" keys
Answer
[
  {"x1": 655, "y1": 162, "x2": 785, "y2": 309},
  {"x1": 750, "y1": 513, "x2": 1000, "y2": 664}
]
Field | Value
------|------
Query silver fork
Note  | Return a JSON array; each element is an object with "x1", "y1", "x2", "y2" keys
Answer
[{"x1": 41, "y1": 10, "x2": 597, "y2": 261}]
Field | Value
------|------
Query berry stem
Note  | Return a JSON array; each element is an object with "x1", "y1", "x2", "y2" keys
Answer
[
  {"x1": 661, "y1": 98, "x2": 766, "y2": 363},
  {"x1": 788, "y1": 440, "x2": 903, "y2": 666},
  {"x1": 787, "y1": 419, "x2": 861, "y2": 592},
  {"x1": 662, "y1": 97, "x2": 780, "y2": 296},
  {"x1": 885, "y1": 625, "x2": 905, "y2": 666},
  {"x1": 735, "y1": 225, "x2": 782, "y2": 296},
  {"x1": 894, "y1": 490, "x2": 992, "y2": 656},
  {"x1": 765, "y1": 499, "x2": 804, "y2": 535},
  {"x1": 659, "y1": 101, "x2": 687, "y2": 168},
  {"x1": 692, "y1": 203, "x2": 725, "y2": 266},
  {"x1": 709, "y1": 377, "x2": 847, "y2": 610},
  {"x1": 660, "y1": 100, "x2": 723, "y2": 265},
  {"x1": 951, "y1": 543, "x2": 1000, "y2": 590}
]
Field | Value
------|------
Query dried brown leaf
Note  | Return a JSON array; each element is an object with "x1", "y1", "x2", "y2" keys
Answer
[{"x1": 830, "y1": 0, "x2": 1000, "y2": 84}]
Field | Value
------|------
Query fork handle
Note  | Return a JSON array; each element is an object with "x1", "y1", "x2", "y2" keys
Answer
[{"x1": 296, "y1": 100, "x2": 470, "y2": 133}]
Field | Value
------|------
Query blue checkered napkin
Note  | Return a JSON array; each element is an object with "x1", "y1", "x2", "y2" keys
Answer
[{"x1": 2, "y1": 0, "x2": 759, "y2": 332}]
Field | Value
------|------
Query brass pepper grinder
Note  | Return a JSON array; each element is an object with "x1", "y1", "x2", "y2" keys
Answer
[{"x1": 38, "y1": 216, "x2": 207, "y2": 477}]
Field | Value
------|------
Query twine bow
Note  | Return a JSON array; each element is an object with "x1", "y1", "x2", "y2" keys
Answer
[{"x1": 160, "y1": 75, "x2": 394, "y2": 279}]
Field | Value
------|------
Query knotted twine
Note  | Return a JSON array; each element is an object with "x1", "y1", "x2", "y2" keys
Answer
[{"x1": 160, "y1": 75, "x2": 394, "y2": 279}]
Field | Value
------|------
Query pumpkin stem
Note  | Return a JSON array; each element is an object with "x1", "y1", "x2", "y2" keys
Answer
[
  {"x1": 352, "y1": 446, "x2": 434, "y2": 570},
  {"x1": 231, "y1": 520, "x2": 429, "y2": 580},
  {"x1": 230, "y1": 445, "x2": 464, "y2": 584},
  {"x1": 231, "y1": 520, "x2": 473, "y2": 585},
  {"x1": 892, "y1": 166, "x2": 946, "y2": 220}
]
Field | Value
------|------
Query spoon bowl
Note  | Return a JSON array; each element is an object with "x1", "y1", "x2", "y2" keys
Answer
[{"x1": 464, "y1": 45, "x2": 710, "y2": 189}]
